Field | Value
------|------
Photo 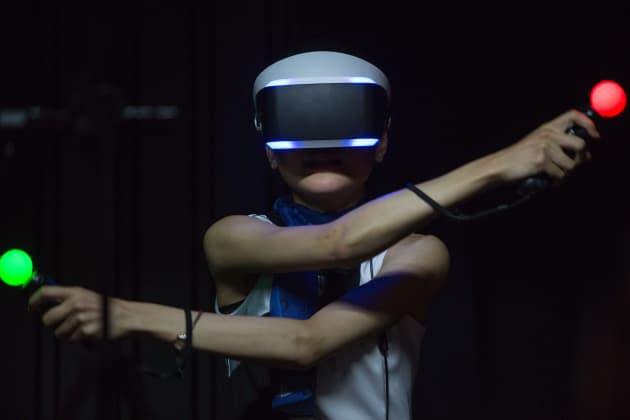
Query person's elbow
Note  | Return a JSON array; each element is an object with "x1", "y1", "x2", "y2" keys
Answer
[
  {"x1": 420, "y1": 235, "x2": 451, "y2": 294},
  {"x1": 326, "y1": 223, "x2": 370, "y2": 268},
  {"x1": 287, "y1": 322, "x2": 326, "y2": 370}
]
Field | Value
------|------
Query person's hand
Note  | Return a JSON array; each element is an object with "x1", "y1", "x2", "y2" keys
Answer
[
  {"x1": 28, "y1": 286, "x2": 131, "y2": 341},
  {"x1": 490, "y1": 109, "x2": 600, "y2": 185}
]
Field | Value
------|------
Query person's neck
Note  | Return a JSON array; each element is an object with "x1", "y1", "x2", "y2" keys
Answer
[{"x1": 291, "y1": 187, "x2": 366, "y2": 213}]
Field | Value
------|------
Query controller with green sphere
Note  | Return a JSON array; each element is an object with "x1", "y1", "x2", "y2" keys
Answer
[{"x1": 0, "y1": 248, "x2": 57, "y2": 299}]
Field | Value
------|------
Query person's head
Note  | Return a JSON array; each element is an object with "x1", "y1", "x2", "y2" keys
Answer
[{"x1": 253, "y1": 51, "x2": 391, "y2": 211}]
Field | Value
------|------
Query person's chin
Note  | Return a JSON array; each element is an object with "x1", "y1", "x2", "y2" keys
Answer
[{"x1": 299, "y1": 172, "x2": 355, "y2": 195}]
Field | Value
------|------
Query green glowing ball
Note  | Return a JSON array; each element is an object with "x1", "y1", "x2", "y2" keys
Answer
[{"x1": 0, "y1": 249, "x2": 33, "y2": 287}]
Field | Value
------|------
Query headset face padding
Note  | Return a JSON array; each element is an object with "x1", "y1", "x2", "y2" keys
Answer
[{"x1": 253, "y1": 51, "x2": 391, "y2": 150}]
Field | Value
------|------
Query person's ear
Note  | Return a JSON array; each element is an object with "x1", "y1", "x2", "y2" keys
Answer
[
  {"x1": 375, "y1": 130, "x2": 389, "y2": 163},
  {"x1": 265, "y1": 146, "x2": 278, "y2": 169}
]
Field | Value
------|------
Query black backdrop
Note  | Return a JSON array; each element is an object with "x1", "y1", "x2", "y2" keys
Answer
[{"x1": 2, "y1": 1, "x2": 630, "y2": 419}]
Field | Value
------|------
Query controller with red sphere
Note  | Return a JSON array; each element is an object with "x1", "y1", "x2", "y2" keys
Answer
[{"x1": 518, "y1": 80, "x2": 627, "y2": 195}]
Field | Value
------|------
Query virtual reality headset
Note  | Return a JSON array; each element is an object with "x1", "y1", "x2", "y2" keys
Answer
[{"x1": 252, "y1": 51, "x2": 391, "y2": 150}]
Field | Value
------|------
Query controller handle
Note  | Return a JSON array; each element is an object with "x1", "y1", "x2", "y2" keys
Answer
[{"x1": 518, "y1": 80, "x2": 626, "y2": 196}]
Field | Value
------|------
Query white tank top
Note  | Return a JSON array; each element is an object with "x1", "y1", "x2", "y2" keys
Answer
[{"x1": 214, "y1": 214, "x2": 425, "y2": 420}]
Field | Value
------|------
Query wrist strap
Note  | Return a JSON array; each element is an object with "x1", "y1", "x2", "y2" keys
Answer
[
  {"x1": 405, "y1": 182, "x2": 530, "y2": 222},
  {"x1": 174, "y1": 309, "x2": 203, "y2": 377},
  {"x1": 174, "y1": 309, "x2": 193, "y2": 377},
  {"x1": 184, "y1": 307, "x2": 192, "y2": 350},
  {"x1": 141, "y1": 309, "x2": 202, "y2": 380}
]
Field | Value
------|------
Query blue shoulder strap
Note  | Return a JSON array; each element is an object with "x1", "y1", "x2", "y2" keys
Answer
[
  {"x1": 267, "y1": 204, "x2": 319, "y2": 415},
  {"x1": 266, "y1": 196, "x2": 361, "y2": 416}
]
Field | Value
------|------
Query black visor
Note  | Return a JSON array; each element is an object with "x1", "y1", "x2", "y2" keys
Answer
[{"x1": 256, "y1": 83, "x2": 388, "y2": 149}]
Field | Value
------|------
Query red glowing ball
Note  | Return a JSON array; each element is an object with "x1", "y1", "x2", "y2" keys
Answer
[{"x1": 590, "y1": 80, "x2": 626, "y2": 118}]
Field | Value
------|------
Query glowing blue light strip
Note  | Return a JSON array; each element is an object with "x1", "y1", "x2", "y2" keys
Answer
[
  {"x1": 266, "y1": 138, "x2": 379, "y2": 150},
  {"x1": 266, "y1": 140, "x2": 299, "y2": 149},
  {"x1": 347, "y1": 77, "x2": 376, "y2": 84},
  {"x1": 265, "y1": 79, "x2": 292, "y2": 87},
  {"x1": 347, "y1": 138, "x2": 379, "y2": 147},
  {"x1": 264, "y1": 76, "x2": 377, "y2": 88}
]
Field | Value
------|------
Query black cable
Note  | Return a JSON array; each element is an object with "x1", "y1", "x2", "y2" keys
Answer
[
  {"x1": 370, "y1": 258, "x2": 389, "y2": 420},
  {"x1": 405, "y1": 182, "x2": 531, "y2": 222},
  {"x1": 380, "y1": 335, "x2": 389, "y2": 420}
]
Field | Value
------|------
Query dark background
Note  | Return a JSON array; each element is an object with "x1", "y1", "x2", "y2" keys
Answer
[{"x1": 2, "y1": 1, "x2": 629, "y2": 419}]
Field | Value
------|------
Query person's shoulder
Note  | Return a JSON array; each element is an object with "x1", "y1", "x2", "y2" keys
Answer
[
  {"x1": 203, "y1": 214, "x2": 281, "y2": 274},
  {"x1": 205, "y1": 213, "x2": 272, "y2": 232},
  {"x1": 203, "y1": 214, "x2": 270, "y2": 246},
  {"x1": 247, "y1": 214, "x2": 274, "y2": 224}
]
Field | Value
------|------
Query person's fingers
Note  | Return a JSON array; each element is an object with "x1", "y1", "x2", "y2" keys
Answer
[
  {"x1": 41, "y1": 299, "x2": 76, "y2": 327},
  {"x1": 528, "y1": 127, "x2": 589, "y2": 176},
  {"x1": 548, "y1": 109, "x2": 600, "y2": 139},
  {"x1": 572, "y1": 146, "x2": 592, "y2": 166},
  {"x1": 69, "y1": 322, "x2": 100, "y2": 342},
  {"x1": 547, "y1": 142, "x2": 578, "y2": 173},
  {"x1": 29, "y1": 286, "x2": 76, "y2": 311},
  {"x1": 55, "y1": 312, "x2": 99, "y2": 338},
  {"x1": 543, "y1": 159, "x2": 566, "y2": 180},
  {"x1": 54, "y1": 314, "x2": 81, "y2": 338},
  {"x1": 552, "y1": 131, "x2": 588, "y2": 155},
  {"x1": 500, "y1": 110, "x2": 597, "y2": 184}
]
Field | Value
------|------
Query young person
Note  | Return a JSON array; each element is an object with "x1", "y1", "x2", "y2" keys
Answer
[{"x1": 29, "y1": 51, "x2": 598, "y2": 419}]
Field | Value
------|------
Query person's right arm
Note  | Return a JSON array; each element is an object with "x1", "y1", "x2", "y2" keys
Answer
[
  {"x1": 28, "y1": 232, "x2": 450, "y2": 369},
  {"x1": 205, "y1": 110, "x2": 598, "y2": 275}
]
